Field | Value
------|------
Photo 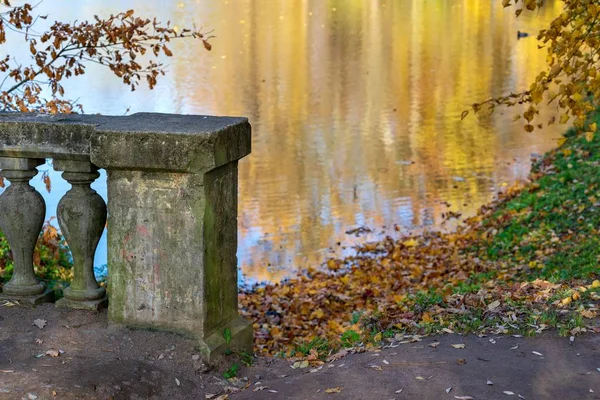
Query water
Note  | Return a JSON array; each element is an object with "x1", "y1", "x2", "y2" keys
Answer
[{"x1": 0, "y1": 0, "x2": 565, "y2": 284}]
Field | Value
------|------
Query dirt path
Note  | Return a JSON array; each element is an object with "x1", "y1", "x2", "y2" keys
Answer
[
  {"x1": 231, "y1": 333, "x2": 600, "y2": 400},
  {"x1": 1, "y1": 304, "x2": 598, "y2": 400}
]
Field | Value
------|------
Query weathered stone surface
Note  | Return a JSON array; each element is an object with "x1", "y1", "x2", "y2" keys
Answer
[
  {"x1": 90, "y1": 113, "x2": 251, "y2": 173},
  {"x1": 0, "y1": 112, "x2": 251, "y2": 172},
  {"x1": 106, "y1": 163, "x2": 251, "y2": 360},
  {"x1": 0, "y1": 112, "x2": 252, "y2": 361},
  {"x1": 55, "y1": 295, "x2": 108, "y2": 311},
  {"x1": 0, "y1": 289, "x2": 54, "y2": 306}
]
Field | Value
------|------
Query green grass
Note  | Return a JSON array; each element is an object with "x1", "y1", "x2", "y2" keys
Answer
[
  {"x1": 481, "y1": 110, "x2": 600, "y2": 281},
  {"x1": 340, "y1": 329, "x2": 361, "y2": 347},
  {"x1": 292, "y1": 336, "x2": 331, "y2": 358}
]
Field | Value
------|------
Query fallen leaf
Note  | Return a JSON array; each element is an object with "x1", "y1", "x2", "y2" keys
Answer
[
  {"x1": 403, "y1": 239, "x2": 418, "y2": 247},
  {"x1": 504, "y1": 391, "x2": 515, "y2": 395},
  {"x1": 33, "y1": 319, "x2": 47, "y2": 330},
  {"x1": 382, "y1": 359, "x2": 389, "y2": 365},
  {"x1": 175, "y1": 378, "x2": 180, "y2": 386},
  {"x1": 327, "y1": 349, "x2": 348, "y2": 362},
  {"x1": 292, "y1": 360, "x2": 310, "y2": 369},
  {"x1": 510, "y1": 345, "x2": 519, "y2": 350},
  {"x1": 45, "y1": 350, "x2": 60, "y2": 357},
  {"x1": 454, "y1": 396, "x2": 474, "y2": 400},
  {"x1": 456, "y1": 358, "x2": 467, "y2": 365},
  {"x1": 369, "y1": 364, "x2": 382, "y2": 371},
  {"x1": 446, "y1": 387, "x2": 452, "y2": 393},
  {"x1": 395, "y1": 389, "x2": 403, "y2": 393},
  {"x1": 35, "y1": 339, "x2": 43, "y2": 344},
  {"x1": 451, "y1": 344, "x2": 466, "y2": 349},
  {"x1": 325, "y1": 387, "x2": 342, "y2": 393},
  {"x1": 488, "y1": 300, "x2": 501, "y2": 311},
  {"x1": 487, "y1": 379, "x2": 493, "y2": 385},
  {"x1": 580, "y1": 309, "x2": 597, "y2": 319},
  {"x1": 205, "y1": 394, "x2": 216, "y2": 400},
  {"x1": 429, "y1": 342, "x2": 440, "y2": 348},
  {"x1": 415, "y1": 376, "x2": 426, "y2": 381},
  {"x1": 531, "y1": 351, "x2": 543, "y2": 356}
]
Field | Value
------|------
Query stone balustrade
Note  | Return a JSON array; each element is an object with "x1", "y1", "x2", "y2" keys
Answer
[{"x1": 0, "y1": 112, "x2": 252, "y2": 360}]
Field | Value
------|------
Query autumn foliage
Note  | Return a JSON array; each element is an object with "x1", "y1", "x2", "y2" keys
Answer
[
  {"x1": 0, "y1": 0, "x2": 211, "y2": 113},
  {"x1": 470, "y1": 0, "x2": 599, "y2": 138},
  {"x1": 241, "y1": 119, "x2": 600, "y2": 355}
]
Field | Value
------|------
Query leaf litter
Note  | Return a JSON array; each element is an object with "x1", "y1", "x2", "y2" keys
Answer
[{"x1": 238, "y1": 133, "x2": 600, "y2": 356}]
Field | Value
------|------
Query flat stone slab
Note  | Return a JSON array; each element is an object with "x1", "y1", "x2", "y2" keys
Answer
[
  {"x1": 0, "y1": 112, "x2": 251, "y2": 173},
  {"x1": 0, "y1": 289, "x2": 54, "y2": 306},
  {"x1": 55, "y1": 295, "x2": 108, "y2": 311}
]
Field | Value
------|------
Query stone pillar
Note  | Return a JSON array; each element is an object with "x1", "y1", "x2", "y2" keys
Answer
[
  {"x1": 90, "y1": 114, "x2": 253, "y2": 362},
  {"x1": 54, "y1": 160, "x2": 107, "y2": 310},
  {"x1": 0, "y1": 157, "x2": 54, "y2": 305}
]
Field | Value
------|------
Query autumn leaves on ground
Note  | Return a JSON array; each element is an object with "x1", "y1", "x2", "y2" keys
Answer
[
  {"x1": 1, "y1": 117, "x2": 600, "y2": 361},
  {"x1": 239, "y1": 113, "x2": 600, "y2": 357}
]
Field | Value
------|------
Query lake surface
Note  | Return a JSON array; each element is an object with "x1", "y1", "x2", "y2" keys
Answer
[{"x1": 1, "y1": 0, "x2": 565, "y2": 284}]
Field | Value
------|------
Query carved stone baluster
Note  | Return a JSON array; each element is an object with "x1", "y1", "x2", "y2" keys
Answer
[
  {"x1": 0, "y1": 157, "x2": 54, "y2": 305},
  {"x1": 54, "y1": 160, "x2": 107, "y2": 310}
]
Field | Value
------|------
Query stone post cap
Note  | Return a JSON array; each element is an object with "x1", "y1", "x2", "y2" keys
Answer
[{"x1": 0, "y1": 112, "x2": 251, "y2": 173}]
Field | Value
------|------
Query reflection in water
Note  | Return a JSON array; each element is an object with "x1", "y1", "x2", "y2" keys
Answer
[{"x1": 1, "y1": 0, "x2": 564, "y2": 284}]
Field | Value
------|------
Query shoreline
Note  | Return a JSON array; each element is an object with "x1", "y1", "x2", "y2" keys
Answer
[{"x1": 240, "y1": 115, "x2": 600, "y2": 356}]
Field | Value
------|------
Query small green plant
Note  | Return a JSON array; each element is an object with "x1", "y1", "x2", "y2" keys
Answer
[
  {"x1": 340, "y1": 329, "x2": 361, "y2": 348},
  {"x1": 411, "y1": 290, "x2": 445, "y2": 313},
  {"x1": 238, "y1": 351, "x2": 254, "y2": 367},
  {"x1": 223, "y1": 327, "x2": 233, "y2": 355},
  {"x1": 223, "y1": 327, "x2": 232, "y2": 344},
  {"x1": 293, "y1": 337, "x2": 330, "y2": 358},
  {"x1": 223, "y1": 363, "x2": 240, "y2": 379},
  {"x1": 351, "y1": 311, "x2": 363, "y2": 325}
]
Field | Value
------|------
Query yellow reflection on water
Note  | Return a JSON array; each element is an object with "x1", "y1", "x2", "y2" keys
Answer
[
  {"x1": 175, "y1": 0, "x2": 564, "y2": 284},
  {"x1": 3, "y1": 0, "x2": 566, "y2": 284}
]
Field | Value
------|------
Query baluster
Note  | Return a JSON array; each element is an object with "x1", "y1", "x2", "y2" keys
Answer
[
  {"x1": 0, "y1": 157, "x2": 54, "y2": 305},
  {"x1": 54, "y1": 160, "x2": 107, "y2": 310}
]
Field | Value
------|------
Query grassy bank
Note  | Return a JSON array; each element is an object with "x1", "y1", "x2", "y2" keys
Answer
[{"x1": 240, "y1": 113, "x2": 600, "y2": 357}]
